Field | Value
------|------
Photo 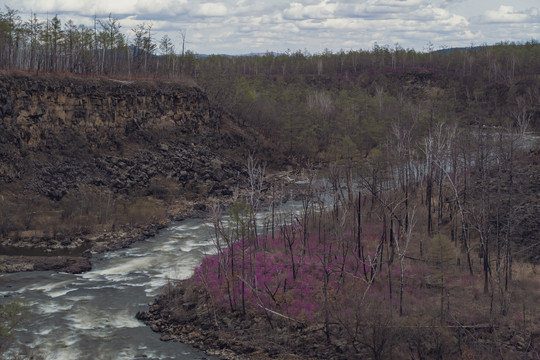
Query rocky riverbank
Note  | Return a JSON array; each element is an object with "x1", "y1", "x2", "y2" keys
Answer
[
  {"x1": 0, "y1": 214, "x2": 167, "y2": 274},
  {"x1": 136, "y1": 280, "x2": 349, "y2": 360},
  {"x1": 0, "y1": 195, "x2": 218, "y2": 273},
  {"x1": 0, "y1": 169, "x2": 307, "y2": 274}
]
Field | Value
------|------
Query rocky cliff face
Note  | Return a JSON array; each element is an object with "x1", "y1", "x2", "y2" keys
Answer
[{"x1": 0, "y1": 72, "x2": 272, "y2": 200}]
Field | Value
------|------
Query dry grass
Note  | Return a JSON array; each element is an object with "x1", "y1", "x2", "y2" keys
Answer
[{"x1": 1, "y1": 186, "x2": 171, "y2": 243}]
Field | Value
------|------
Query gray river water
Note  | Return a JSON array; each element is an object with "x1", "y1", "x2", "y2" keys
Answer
[
  {"x1": 1, "y1": 219, "x2": 219, "y2": 360},
  {"x1": 0, "y1": 200, "x2": 306, "y2": 360}
]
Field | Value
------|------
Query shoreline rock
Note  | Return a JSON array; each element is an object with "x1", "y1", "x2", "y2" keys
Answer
[
  {"x1": 0, "y1": 216, "x2": 169, "y2": 273},
  {"x1": 0, "y1": 255, "x2": 91, "y2": 274}
]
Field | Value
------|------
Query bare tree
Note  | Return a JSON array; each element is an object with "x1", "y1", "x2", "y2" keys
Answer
[
  {"x1": 179, "y1": 29, "x2": 187, "y2": 74},
  {"x1": 395, "y1": 207, "x2": 416, "y2": 316},
  {"x1": 427, "y1": 233, "x2": 454, "y2": 325},
  {"x1": 423, "y1": 123, "x2": 474, "y2": 275}
]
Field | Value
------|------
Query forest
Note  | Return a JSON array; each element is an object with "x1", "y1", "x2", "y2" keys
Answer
[
  {"x1": 1, "y1": 7, "x2": 540, "y2": 359},
  {"x1": 1, "y1": 8, "x2": 539, "y2": 159}
]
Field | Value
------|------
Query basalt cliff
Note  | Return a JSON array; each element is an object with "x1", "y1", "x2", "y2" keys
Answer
[{"x1": 0, "y1": 72, "x2": 280, "y2": 198}]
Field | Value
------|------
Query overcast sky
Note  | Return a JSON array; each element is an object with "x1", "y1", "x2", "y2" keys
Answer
[{"x1": 2, "y1": 0, "x2": 539, "y2": 55}]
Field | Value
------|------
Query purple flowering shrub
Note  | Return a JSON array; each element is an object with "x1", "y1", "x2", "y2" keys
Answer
[
  {"x1": 194, "y1": 219, "x2": 413, "y2": 323},
  {"x1": 192, "y1": 217, "x2": 491, "y2": 331}
]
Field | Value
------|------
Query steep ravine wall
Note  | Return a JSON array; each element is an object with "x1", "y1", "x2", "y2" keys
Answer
[{"x1": 0, "y1": 72, "x2": 268, "y2": 199}]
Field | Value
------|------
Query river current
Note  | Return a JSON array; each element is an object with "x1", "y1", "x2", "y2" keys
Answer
[{"x1": 0, "y1": 200, "x2": 305, "y2": 360}]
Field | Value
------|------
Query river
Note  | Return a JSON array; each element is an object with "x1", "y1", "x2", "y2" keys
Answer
[{"x1": 0, "y1": 200, "x2": 307, "y2": 360}]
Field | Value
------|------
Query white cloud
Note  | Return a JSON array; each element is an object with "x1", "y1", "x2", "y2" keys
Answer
[
  {"x1": 376, "y1": 0, "x2": 425, "y2": 6},
  {"x1": 15, "y1": 0, "x2": 190, "y2": 16},
  {"x1": 483, "y1": 5, "x2": 532, "y2": 23},
  {"x1": 283, "y1": 1, "x2": 337, "y2": 20},
  {"x1": 192, "y1": 3, "x2": 228, "y2": 17}
]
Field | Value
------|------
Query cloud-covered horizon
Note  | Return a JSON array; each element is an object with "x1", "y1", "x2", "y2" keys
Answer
[{"x1": 2, "y1": 0, "x2": 539, "y2": 55}]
